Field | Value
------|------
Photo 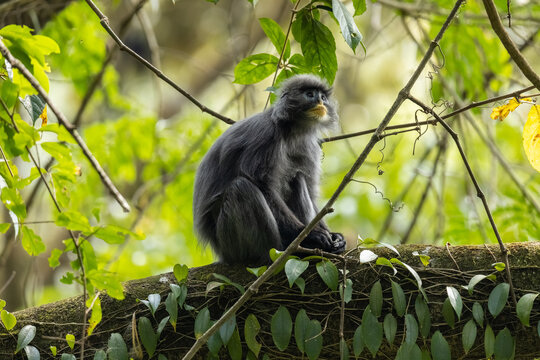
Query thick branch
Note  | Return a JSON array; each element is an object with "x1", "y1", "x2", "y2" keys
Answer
[{"x1": 1, "y1": 243, "x2": 539, "y2": 359}]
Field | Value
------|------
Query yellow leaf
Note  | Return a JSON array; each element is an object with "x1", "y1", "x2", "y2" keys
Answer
[
  {"x1": 523, "y1": 105, "x2": 540, "y2": 172},
  {"x1": 40, "y1": 105, "x2": 47, "y2": 126},
  {"x1": 490, "y1": 98, "x2": 531, "y2": 121}
]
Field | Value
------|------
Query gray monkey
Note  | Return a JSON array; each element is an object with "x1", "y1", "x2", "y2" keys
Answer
[{"x1": 193, "y1": 74, "x2": 346, "y2": 265}]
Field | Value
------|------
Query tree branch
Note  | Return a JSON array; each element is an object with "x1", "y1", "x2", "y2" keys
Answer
[{"x1": 482, "y1": 0, "x2": 540, "y2": 90}]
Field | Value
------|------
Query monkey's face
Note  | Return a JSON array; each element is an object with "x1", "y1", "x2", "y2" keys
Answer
[{"x1": 301, "y1": 88, "x2": 335, "y2": 126}]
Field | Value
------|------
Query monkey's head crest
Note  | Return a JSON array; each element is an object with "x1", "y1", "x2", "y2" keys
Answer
[{"x1": 272, "y1": 74, "x2": 338, "y2": 131}]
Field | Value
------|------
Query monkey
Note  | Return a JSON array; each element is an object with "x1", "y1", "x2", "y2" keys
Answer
[{"x1": 193, "y1": 74, "x2": 346, "y2": 266}]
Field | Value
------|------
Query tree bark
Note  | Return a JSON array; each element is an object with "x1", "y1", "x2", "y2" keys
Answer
[{"x1": 1, "y1": 242, "x2": 539, "y2": 359}]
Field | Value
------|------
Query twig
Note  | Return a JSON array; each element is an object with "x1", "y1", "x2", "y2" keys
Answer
[
  {"x1": 407, "y1": 95, "x2": 517, "y2": 305},
  {"x1": 181, "y1": 1, "x2": 465, "y2": 358},
  {"x1": 0, "y1": 39, "x2": 131, "y2": 213},
  {"x1": 0, "y1": 143, "x2": 14, "y2": 178},
  {"x1": 84, "y1": 0, "x2": 235, "y2": 125},
  {"x1": 445, "y1": 242, "x2": 461, "y2": 270},
  {"x1": 401, "y1": 138, "x2": 446, "y2": 244},
  {"x1": 339, "y1": 257, "x2": 347, "y2": 358},
  {"x1": 482, "y1": 0, "x2": 540, "y2": 90},
  {"x1": 322, "y1": 85, "x2": 535, "y2": 143}
]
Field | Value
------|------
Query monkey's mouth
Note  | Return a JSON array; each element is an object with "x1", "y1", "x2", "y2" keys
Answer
[{"x1": 307, "y1": 103, "x2": 327, "y2": 118}]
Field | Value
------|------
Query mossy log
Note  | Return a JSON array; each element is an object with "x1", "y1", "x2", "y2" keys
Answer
[{"x1": 1, "y1": 242, "x2": 539, "y2": 359}]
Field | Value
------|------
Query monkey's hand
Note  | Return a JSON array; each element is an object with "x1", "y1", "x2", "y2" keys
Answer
[{"x1": 302, "y1": 229, "x2": 346, "y2": 254}]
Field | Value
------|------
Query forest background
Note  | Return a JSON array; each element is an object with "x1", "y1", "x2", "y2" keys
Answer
[{"x1": 0, "y1": 0, "x2": 538, "y2": 315}]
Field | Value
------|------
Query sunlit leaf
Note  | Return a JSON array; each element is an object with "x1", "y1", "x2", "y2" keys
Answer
[
  {"x1": 24, "y1": 345, "x2": 40, "y2": 360},
  {"x1": 173, "y1": 264, "x2": 189, "y2": 283},
  {"x1": 259, "y1": 18, "x2": 291, "y2": 60},
  {"x1": 87, "y1": 296, "x2": 102, "y2": 336},
  {"x1": 66, "y1": 333, "x2": 75, "y2": 349},
  {"x1": 234, "y1": 53, "x2": 279, "y2": 85},
  {"x1": 1, "y1": 310, "x2": 16, "y2": 330},
  {"x1": 523, "y1": 105, "x2": 540, "y2": 172},
  {"x1": 359, "y1": 249, "x2": 378, "y2": 263},
  {"x1": 332, "y1": 0, "x2": 363, "y2": 53},
  {"x1": 490, "y1": 98, "x2": 529, "y2": 121}
]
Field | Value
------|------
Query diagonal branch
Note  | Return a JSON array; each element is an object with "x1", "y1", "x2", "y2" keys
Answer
[
  {"x1": 181, "y1": 0, "x2": 466, "y2": 358},
  {"x1": 84, "y1": 0, "x2": 235, "y2": 125},
  {"x1": 0, "y1": 39, "x2": 131, "y2": 213},
  {"x1": 482, "y1": 0, "x2": 540, "y2": 90},
  {"x1": 407, "y1": 95, "x2": 517, "y2": 306}
]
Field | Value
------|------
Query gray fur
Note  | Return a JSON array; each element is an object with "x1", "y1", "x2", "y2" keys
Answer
[{"x1": 193, "y1": 74, "x2": 346, "y2": 265}]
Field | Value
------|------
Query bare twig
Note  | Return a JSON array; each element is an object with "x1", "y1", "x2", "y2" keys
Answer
[
  {"x1": 0, "y1": 39, "x2": 131, "y2": 213},
  {"x1": 482, "y1": 0, "x2": 540, "y2": 90},
  {"x1": 407, "y1": 95, "x2": 517, "y2": 305},
  {"x1": 181, "y1": 1, "x2": 465, "y2": 358},
  {"x1": 84, "y1": 0, "x2": 235, "y2": 125},
  {"x1": 322, "y1": 85, "x2": 535, "y2": 143}
]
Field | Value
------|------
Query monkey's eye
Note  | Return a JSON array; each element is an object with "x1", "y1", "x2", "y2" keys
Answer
[
  {"x1": 321, "y1": 94, "x2": 327, "y2": 101},
  {"x1": 306, "y1": 91, "x2": 315, "y2": 98}
]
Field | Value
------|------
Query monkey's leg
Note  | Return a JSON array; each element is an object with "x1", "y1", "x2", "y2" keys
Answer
[
  {"x1": 288, "y1": 175, "x2": 346, "y2": 254},
  {"x1": 215, "y1": 177, "x2": 281, "y2": 265}
]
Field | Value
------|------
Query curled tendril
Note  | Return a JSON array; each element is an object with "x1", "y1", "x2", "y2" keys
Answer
[{"x1": 352, "y1": 179, "x2": 404, "y2": 212}]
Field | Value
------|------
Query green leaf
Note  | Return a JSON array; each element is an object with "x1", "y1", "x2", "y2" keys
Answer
[
  {"x1": 93, "y1": 225, "x2": 134, "y2": 244},
  {"x1": 50, "y1": 345, "x2": 57, "y2": 356},
  {"x1": 87, "y1": 296, "x2": 102, "y2": 336},
  {"x1": 430, "y1": 331, "x2": 451, "y2": 360},
  {"x1": 233, "y1": 53, "x2": 279, "y2": 85},
  {"x1": 165, "y1": 293, "x2": 178, "y2": 331},
  {"x1": 295, "y1": 309, "x2": 310, "y2": 354},
  {"x1": 61, "y1": 353, "x2": 76, "y2": 360},
  {"x1": 353, "y1": 324, "x2": 364, "y2": 357},
  {"x1": 492, "y1": 262, "x2": 506, "y2": 271},
  {"x1": 305, "y1": 319, "x2": 323, "y2": 360},
  {"x1": 227, "y1": 328, "x2": 242, "y2": 360},
  {"x1": 285, "y1": 258, "x2": 309, "y2": 288},
  {"x1": 316, "y1": 259, "x2": 339, "y2": 291},
  {"x1": 369, "y1": 280, "x2": 383, "y2": 317},
  {"x1": 41, "y1": 141, "x2": 72, "y2": 161},
  {"x1": 412, "y1": 251, "x2": 431, "y2": 267},
  {"x1": 271, "y1": 306, "x2": 292, "y2": 351},
  {"x1": 0, "y1": 299, "x2": 4, "y2": 312},
  {"x1": 391, "y1": 258, "x2": 426, "y2": 300},
  {"x1": 446, "y1": 286, "x2": 462, "y2": 320},
  {"x1": 173, "y1": 264, "x2": 189, "y2": 283},
  {"x1": 107, "y1": 333, "x2": 128, "y2": 360},
  {"x1": 484, "y1": 325, "x2": 495, "y2": 359},
  {"x1": 516, "y1": 293, "x2": 538, "y2": 327},
  {"x1": 170, "y1": 283, "x2": 188, "y2": 308},
  {"x1": 212, "y1": 273, "x2": 245, "y2": 294},
  {"x1": 339, "y1": 278, "x2": 353, "y2": 304},
  {"x1": 66, "y1": 333, "x2": 75, "y2": 349},
  {"x1": 23, "y1": 346, "x2": 39, "y2": 360},
  {"x1": 259, "y1": 18, "x2": 291, "y2": 59},
  {"x1": 244, "y1": 314, "x2": 261, "y2": 357},
  {"x1": 442, "y1": 298, "x2": 455, "y2": 328},
  {"x1": 391, "y1": 280, "x2": 406, "y2": 317},
  {"x1": 48, "y1": 248, "x2": 63, "y2": 268},
  {"x1": 472, "y1": 302, "x2": 484, "y2": 328},
  {"x1": 405, "y1": 314, "x2": 418, "y2": 344},
  {"x1": 352, "y1": 0, "x2": 367, "y2": 16},
  {"x1": 157, "y1": 315, "x2": 169, "y2": 336},
  {"x1": 462, "y1": 319, "x2": 477, "y2": 354},
  {"x1": 465, "y1": 274, "x2": 492, "y2": 295},
  {"x1": 395, "y1": 342, "x2": 422, "y2": 360},
  {"x1": 414, "y1": 295, "x2": 431, "y2": 338},
  {"x1": 93, "y1": 349, "x2": 106, "y2": 360},
  {"x1": 246, "y1": 266, "x2": 267, "y2": 277},
  {"x1": 488, "y1": 283, "x2": 509, "y2": 318},
  {"x1": 291, "y1": 9, "x2": 337, "y2": 84},
  {"x1": 86, "y1": 269, "x2": 124, "y2": 300},
  {"x1": 207, "y1": 321, "x2": 223, "y2": 355},
  {"x1": 331, "y1": 0, "x2": 362, "y2": 53},
  {"x1": 494, "y1": 327, "x2": 514, "y2": 360},
  {"x1": 138, "y1": 316, "x2": 157, "y2": 357},
  {"x1": 219, "y1": 313, "x2": 236, "y2": 345},
  {"x1": 55, "y1": 210, "x2": 92, "y2": 234},
  {"x1": 362, "y1": 307, "x2": 382, "y2": 357},
  {"x1": 20, "y1": 226, "x2": 46, "y2": 256},
  {"x1": 1, "y1": 187, "x2": 26, "y2": 220},
  {"x1": 194, "y1": 307, "x2": 211, "y2": 339},
  {"x1": 383, "y1": 313, "x2": 397, "y2": 345},
  {"x1": 1, "y1": 309, "x2": 17, "y2": 330},
  {"x1": 295, "y1": 277, "x2": 306, "y2": 294},
  {"x1": 0, "y1": 223, "x2": 10, "y2": 233},
  {"x1": 15, "y1": 324, "x2": 36, "y2": 354},
  {"x1": 339, "y1": 337, "x2": 349, "y2": 360}
]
